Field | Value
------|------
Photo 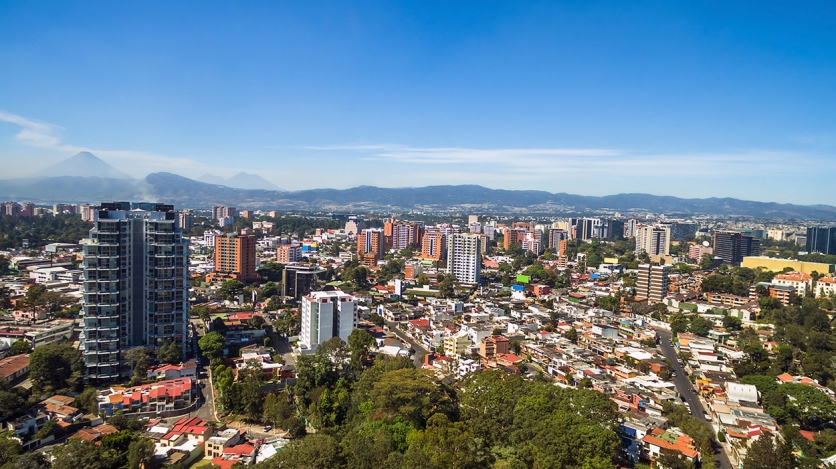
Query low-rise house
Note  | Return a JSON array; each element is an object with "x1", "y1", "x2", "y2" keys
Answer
[
  {"x1": 211, "y1": 443, "x2": 258, "y2": 469},
  {"x1": 641, "y1": 428, "x2": 700, "y2": 465},
  {"x1": 0, "y1": 354, "x2": 30, "y2": 383},
  {"x1": 73, "y1": 424, "x2": 118, "y2": 443},
  {"x1": 206, "y1": 428, "x2": 244, "y2": 458},
  {"x1": 97, "y1": 378, "x2": 196, "y2": 416},
  {"x1": 147, "y1": 360, "x2": 198, "y2": 380}
]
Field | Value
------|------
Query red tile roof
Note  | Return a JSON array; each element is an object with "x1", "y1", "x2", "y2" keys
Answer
[{"x1": 0, "y1": 354, "x2": 30, "y2": 380}]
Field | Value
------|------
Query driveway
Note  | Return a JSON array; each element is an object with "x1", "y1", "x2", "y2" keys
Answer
[
  {"x1": 385, "y1": 321, "x2": 429, "y2": 368},
  {"x1": 656, "y1": 328, "x2": 734, "y2": 469}
]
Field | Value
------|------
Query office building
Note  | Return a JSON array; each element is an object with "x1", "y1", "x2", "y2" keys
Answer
[
  {"x1": 447, "y1": 233, "x2": 481, "y2": 283},
  {"x1": 300, "y1": 290, "x2": 357, "y2": 350},
  {"x1": 579, "y1": 218, "x2": 601, "y2": 241},
  {"x1": 357, "y1": 228, "x2": 385, "y2": 266},
  {"x1": 468, "y1": 215, "x2": 479, "y2": 225},
  {"x1": 240, "y1": 210, "x2": 254, "y2": 219},
  {"x1": 81, "y1": 202, "x2": 189, "y2": 382},
  {"x1": 605, "y1": 219, "x2": 625, "y2": 240},
  {"x1": 178, "y1": 210, "x2": 194, "y2": 232},
  {"x1": 210, "y1": 233, "x2": 257, "y2": 283},
  {"x1": 483, "y1": 223, "x2": 496, "y2": 240},
  {"x1": 635, "y1": 225, "x2": 671, "y2": 256},
  {"x1": 344, "y1": 218, "x2": 365, "y2": 235},
  {"x1": 282, "y1": 264, "x2": 323, "y2": 301},
  {"x1": 807, "y1": 227, "x2": 836, "y2": 255},
  {"x1": 636, "y1": 264, "x2": 669, "y2": 302},
  {"x1": 420, "y1": 231, "x2": 446, "y2": 260},
  {"x1": 714, "y1": 231, "x2": 760, "y2": 265},
  {"x1": 277, "y1": 244, "x2": 303, "y2": 264}
]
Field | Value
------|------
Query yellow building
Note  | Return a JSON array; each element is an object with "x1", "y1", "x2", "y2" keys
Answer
[
  {"x1": 444, "y1": 331, "x2": 471, "y2": 358},
  {"x1": 741, "y1": 256, "x2": 834, "y2": 274}
]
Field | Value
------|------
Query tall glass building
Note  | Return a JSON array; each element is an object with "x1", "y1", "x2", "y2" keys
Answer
[
  {"x1": 81, "y1": 202, "x2": 189, "y2": 382},
  {"x1": 806, "y1": 227, "x2": 836, "y2": 255}
]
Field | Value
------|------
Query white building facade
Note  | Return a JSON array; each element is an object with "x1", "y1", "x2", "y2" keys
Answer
[
  {"x1": 446, "y1": 233, "x2": 481, "y2": 283},
  {"x1": 300, "y1": 290, "x2": 357, "y2": 350}
]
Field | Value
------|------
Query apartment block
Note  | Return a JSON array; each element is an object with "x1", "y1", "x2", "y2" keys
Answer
[
  {"x1": 357, "y1": 228, "x2": 385, "y2": 267},
  {"x1": 277, "y1": 244, "x2": 303, "y2": 264},
  {"x1": 300, "y1": 290, "x2": 357, "y2": 351},
  {"x1": 636, "y1": 264, "x2": 669, "y2": 302},
  {"x1": 420, "y1": 231, "x2": 446, "y2": 260},
  {"x1": 210, "y1": 233, "x2": 257, "y2": 283},
  {"x1": 447, "y1": 233, "x2": 481, "y2": 283},
  {"x1": 635, "y1": 225, "x2": 671, "y2": 256},
  {"x1": 81, "y1": 202, "x2": 189, "y2": 382}
]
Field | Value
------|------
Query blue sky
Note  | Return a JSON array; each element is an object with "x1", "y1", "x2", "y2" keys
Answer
[{"x1": 0, "y1": 2, "x2": 834, "y2": 203}]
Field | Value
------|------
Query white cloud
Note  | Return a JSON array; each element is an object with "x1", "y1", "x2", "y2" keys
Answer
[{"x1": 0, "y1": 110, "x2": 271, "y2": 181}]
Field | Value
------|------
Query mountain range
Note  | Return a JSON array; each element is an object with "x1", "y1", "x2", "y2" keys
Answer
[{"x1": 1, "y1": 152, "x2": 835, "y2": 220}]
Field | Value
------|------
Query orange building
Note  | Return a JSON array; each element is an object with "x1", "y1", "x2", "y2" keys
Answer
[
  {"x1": 277, "y1": 244, "x2": 303, "y2": 264},
  {"x1": 209, "y1": 233, "x2": 257, "y2": 282},
  {"x1": 357, "y1": 229, "x2": 385, "y2": 266},
  {"x1": 420, "y1": 231, "x2": 445, "y2": 260},
  {"x1": 504, "y1": 227, "x2": 526, "y2": 250},
  {"x1": 240, "y1": 210, "x2": 254, "y2": 219},
  {"x1": 385, "y1": 219, "x2": 423, "y2": 250},
  {"x1": 558, "y1": 239, "x2": 569, "y2": 257},
  {"x1": 480, "y1": 335, "x2": 510, "y2": 360}
]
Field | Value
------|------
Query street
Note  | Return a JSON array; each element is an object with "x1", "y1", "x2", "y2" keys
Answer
[
  {"x1": 656, "y1": 328, "x2": 734, "y2": 469},
  {"x1": 385, "y1": 320, "x2": 428, "y2": 368}
]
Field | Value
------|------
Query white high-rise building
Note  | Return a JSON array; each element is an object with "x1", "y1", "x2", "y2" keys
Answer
[
  {"x1": 635, "y1": 225, "x2": 671, "y2": 256},
  {"x1": 300, "y1": 290, "x2": 357, "y2": 351},
  {"x1": 446, "y1": 233, "x2": 481, "y2": 283}
]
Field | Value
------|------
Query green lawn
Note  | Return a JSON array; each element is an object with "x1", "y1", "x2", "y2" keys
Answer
[{"x1": 188, "y1": 458, "x2": 213, "y2": 469}]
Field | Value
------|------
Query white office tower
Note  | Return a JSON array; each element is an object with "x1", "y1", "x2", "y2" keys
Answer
[
  {"x1": 82, "y1": 202, "x2": 189, "y2": 382},
  {"x1": 300, "y1": 290, "x2": 358, "y2": 351},
  {"x1": 635, "y1": 225, "x2": 671, "y2": 256},
  {"x1": 446, "y1": 233, "x2": 482, "y2": 283}
]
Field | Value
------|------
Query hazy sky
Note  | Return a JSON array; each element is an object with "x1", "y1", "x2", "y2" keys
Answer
[{"x1": 1, "y1": 2, "x2": 835, "y2": 203}]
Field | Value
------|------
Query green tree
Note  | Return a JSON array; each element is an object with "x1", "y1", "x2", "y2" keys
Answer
[
  {"x1": 438, "y1": 274, "x2": 457, "y2": 299},
  {"x1": 688, "y1": 317, "x2": 712, "y2": 336},
  {"x1": 217, "y1": 280, "x2": 245, "y2": 301},
  {"x1": 699, "y1": 254, "x2": 713, "y2": 270},
  {"x1": 348, "y1": 329, "x2": 376, "y2": 370},
  {"x1": 29, "y1": 343, "x2": 82, "y2": 393},
  {"x1": 722, "y1": 315, "x2": 742, "y2": 331},
  {"x1": 740, "y1": 375, "x2": 778, "y2": 395},
  {"x1": 263, "y1": 392, "x2": 295, "y2": 428},
  {"x1": 51, "y1": 438, "x2": 115, "y2": 469},
  {"x1": 7, "y1": 340, "x2": 30, "y2": 356},
  {"x1": 741, "y1": 434, "x2": 795, "y2": 469},
  {"x1": 416, "y1": 273, "x2": 430, "y2": 285},
  {"x1": 565, "y1": 327, "x2": 578, "y2": 343},
  {"x1": 156, "y1": 341, "x2": 183, "y2": 364},
  {"x1": 248, "y1": 315, "x2": 266, "y2": 330},
  {"x1": 127, "y1": 438, "x2": 156, "y2": 469},
  {"x1": 125, "y1": 347, "x2": 150, "y2": 384},
  {"x1": 267, "y1": 434, "x2": 342, "y2": 469},
  {"x1": 0, "y1": 431, "x2": 23, "y2": 466},
  {"x1": 191, "y1": 304, "x2": 211, "y2": 320},
  {"x1": 368, "y1": 313, "x2": 385, "y2": 327},
  {"x1": 75, "y1": 386, "x2": 100, "y2": 415},
  {"x1": 199, "y1": 331, "x2": 226, "y2": 360},
  {"x1": 258, "y1": 262, "x2": 285, "y2": 282}
]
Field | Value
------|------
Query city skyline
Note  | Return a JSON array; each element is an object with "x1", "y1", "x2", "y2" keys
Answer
[{"x1": 1, "y1": 2, "x2": 835, "y2": 203}]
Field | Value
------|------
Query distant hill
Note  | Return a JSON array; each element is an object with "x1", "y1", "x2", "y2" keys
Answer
[
  {"x1": 197, "y1": 172, "x2": 282, "y2": 191},
  {"x1": 34, "y1": 151, "x2": 133, "y2": 179},
  {"x1": 1, "y1": 170, "x2": 835, "y2": 220}
]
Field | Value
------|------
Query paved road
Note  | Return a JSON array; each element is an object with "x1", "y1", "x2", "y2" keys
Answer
[
  {"x1": 656, "y1": 329, "x2": 734, "y2": 469},
  {"x1": 385, "y1": 321, "x2": 428, "y2": 368}
]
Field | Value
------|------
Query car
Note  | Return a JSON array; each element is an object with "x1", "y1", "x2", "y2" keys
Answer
[
  {"x1": 703, "y1": 412, "x2": 711, "y2": 421},
  {"x1": 671, "y1": 371, "x2": 677, "y2": 377},
  {"x1": 263, "y1": 425, "x2": 272, "y2": 432},
  {"x1": 690, "y1": 388, "x2": 697, "y2": 393}
]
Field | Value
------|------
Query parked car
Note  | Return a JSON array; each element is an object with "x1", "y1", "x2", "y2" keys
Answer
[
  {"x1": 263, "y1": 425, "x2": 272, "y2": 432},
  {"x1": 671, "y1": 371, "x2": 677, "y2": 377},
  {"x1": 703, "y1": 412, "x2": 711, "y2": 421}
]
